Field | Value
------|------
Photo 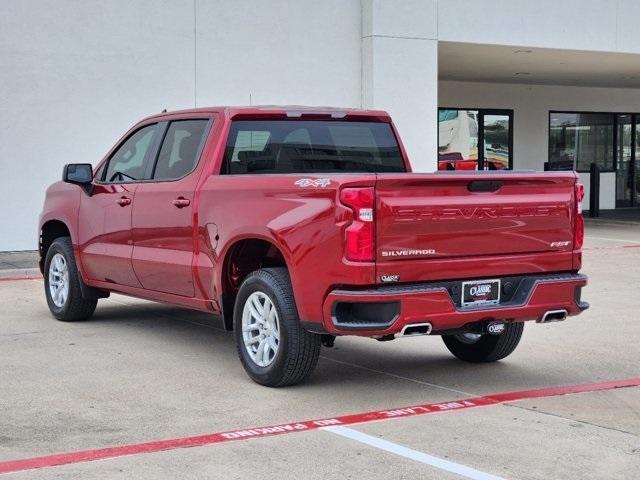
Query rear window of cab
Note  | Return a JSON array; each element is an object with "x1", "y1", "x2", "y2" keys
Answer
[{"x1": 221, "y1": 120, "x2": 406, "y2": 174}]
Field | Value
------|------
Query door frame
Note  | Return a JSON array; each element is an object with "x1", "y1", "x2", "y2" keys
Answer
[
  {"x1": 438, "y1": 107, "x2": 514, "y2": 170},
  {"x1": 614, "y1": 113, "x2": 638, "y2": 208}
]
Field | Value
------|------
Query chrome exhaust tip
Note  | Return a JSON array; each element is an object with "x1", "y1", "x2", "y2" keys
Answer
[
  {"x1": 400, "y1": 322, "x2": 433, "y2": 336},
  {"x1": 538, "y1": 309, "x2": 568, "y2": 323}
]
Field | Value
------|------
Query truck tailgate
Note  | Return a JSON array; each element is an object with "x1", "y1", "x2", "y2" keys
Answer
[{"x1": 375, "y1": 172, "x2": 577, "y2": 280}]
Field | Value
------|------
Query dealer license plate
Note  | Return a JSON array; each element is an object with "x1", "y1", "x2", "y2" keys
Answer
[{"x1": 461, "y1": 279, "x2": 501, "y2": 307}]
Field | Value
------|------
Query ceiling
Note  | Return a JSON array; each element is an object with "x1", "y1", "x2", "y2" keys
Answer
[{"x1": 439, "y1": 42, "x2": 640, "y2": 88}]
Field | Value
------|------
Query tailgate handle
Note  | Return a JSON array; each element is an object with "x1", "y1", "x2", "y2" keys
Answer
[{"x1": 468, "y1": 180, "x2": 503, "y2": 192}]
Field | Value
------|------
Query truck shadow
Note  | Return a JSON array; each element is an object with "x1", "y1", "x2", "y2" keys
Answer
[{"x1": 86, "y1": 299, "x2": 572, "y2": 395}]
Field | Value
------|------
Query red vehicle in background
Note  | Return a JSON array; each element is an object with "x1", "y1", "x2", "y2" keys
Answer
[
  {"x1": 438, "y1": 154, "x2": 509, "y2": 171},
  {"x1": 438, "y1": 153, "x2": 479, "y2": 171},
  {"x1": 39, "y1": 106, "x2": 588, "y2": 386}
]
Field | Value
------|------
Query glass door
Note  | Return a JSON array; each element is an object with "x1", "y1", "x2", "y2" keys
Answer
[
  {"x1": 636, "y1": 119, "x2": 640, "y2": 206},
  {"x1": 481, "y1": 112, "x2": 512, "y2": 170},
  {"x1": 438, "y1": 108, "x2": 512, "y2": 171},
  {"x1": 615, "y1": 114, "x2": 637, "y2": 207},
  {"x1": 438, "y1": 109, "x2": 479, "y2": 170}
]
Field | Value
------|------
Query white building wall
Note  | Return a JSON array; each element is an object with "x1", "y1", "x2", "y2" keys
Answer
[
  {"x1": 0, "y1": 0, "x2": 361, "y2": 251},
  {"x1": 3, "y1": 0, "x2": 640, "y2": 250},
  {"x1": 195, "y1": 0, "x2": 361, "y2": 107},
  {"x1": 0, "y1": 0, "x2": 196, "y2": 252},
  {"x1": 361, "y1": 0, "x2": 438, "y2": 173}
]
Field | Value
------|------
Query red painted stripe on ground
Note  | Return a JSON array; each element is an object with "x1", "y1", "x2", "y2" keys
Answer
[
  {"x1": 1, "y1": 376, "x2": 638, "y2": 475},
  {"x1": 0, "y1": 275, "x2": 42, "y2": 282},
  {"x1": 583, "y1": 244, "x2": 640, "y2": 252}
]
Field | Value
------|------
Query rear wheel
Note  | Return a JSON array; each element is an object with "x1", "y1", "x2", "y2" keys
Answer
[
  {"x1": 233, "y1": 268, "x2": 321, "y2": 387},
  {"x1": 44, "y1": 237, "x2": 97, "y2": 321},
  {"x1": 442, "y1": 322, "x2": 524, "y2": 362}
]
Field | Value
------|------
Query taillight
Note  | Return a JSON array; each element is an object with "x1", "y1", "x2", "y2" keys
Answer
[
  {"x1": 340, "y1": 187, "x2": 375, "y2": 261},
  {"x1": 575, "y1": 183, "x2": 585, "y2": 214},
  {"x1": 574, "y1": 183, "x2": 585, "y2": 249}
]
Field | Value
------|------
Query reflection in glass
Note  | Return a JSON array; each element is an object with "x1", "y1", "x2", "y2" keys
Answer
[
  {"x1": 438, "y1": 109, "x2": 479, "y2": 170},
  {"x1": 636, "y1": 120, "x2": 640, "y2": 206},
  {"x1": 483, "y1": 114, "x2": 510, "y2": 170},
  {"x1": 616, "y1": 115, "x2": 633, "y2": 206},
  {"x1": 549, "y1": 113, "x2": 614, "y2": 171},
  {"x1": 221, "y1": 121, "x2": 405, "y2": 174}
]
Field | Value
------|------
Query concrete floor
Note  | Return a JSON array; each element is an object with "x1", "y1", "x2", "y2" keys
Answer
[{"x1": 1, "y1": 223, "x2": 639, "y2": 479}]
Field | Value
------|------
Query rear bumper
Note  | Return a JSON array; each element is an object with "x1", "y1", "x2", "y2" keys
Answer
[{"x1": 319, "y1": 273, "x2": 588, "y2": 336}]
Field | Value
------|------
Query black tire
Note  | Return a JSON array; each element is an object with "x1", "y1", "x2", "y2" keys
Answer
[
  {"x1": 233, "y1": 268, "x2": 321, "y2": 387},
  {"x1": 442, "y1": 322, "x2": 524, "y2": 362},
  {"x1": 44, "y1": 237, "x2": 97, "y2": 321}
]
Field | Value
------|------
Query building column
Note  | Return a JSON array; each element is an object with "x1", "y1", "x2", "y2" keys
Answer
[{"x1": 361, "y1": 0, "x2": 438, "y2": 172}]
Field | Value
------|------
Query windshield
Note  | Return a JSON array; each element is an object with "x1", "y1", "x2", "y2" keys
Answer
[{"x1": 221, "y1": 120, "x2": 406, "y2": 174}]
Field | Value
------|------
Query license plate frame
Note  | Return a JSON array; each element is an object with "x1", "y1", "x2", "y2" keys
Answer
[{"x1": 461, "y1": 279, "x2": 501, "y2": 307}]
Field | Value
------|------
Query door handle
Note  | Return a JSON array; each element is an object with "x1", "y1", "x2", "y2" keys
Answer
[
  {"x1": 117, "y1": 196, "x2": 131, "y2": 207},
  {"x1": 172, "y1": 197, "x2": 191, "y2": 208},
  {"x1": 467, "y1": 180, "x2": 503, "y2": 192}
]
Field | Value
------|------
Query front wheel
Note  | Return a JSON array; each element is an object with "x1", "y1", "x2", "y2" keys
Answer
[
  {"x1": 442, "y1": 322, "x2": 524, "y2": 362},
  {"x1": 233, "y1": 268, "x2": 321, "y2": 387},
  {"x1": 44, "y1": 237, "x2": 97, "y2": 321}
]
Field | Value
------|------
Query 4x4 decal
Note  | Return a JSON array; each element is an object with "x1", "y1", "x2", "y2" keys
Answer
[{"x1": 294, "y1": 178, "x2": 331, "y2": 188}]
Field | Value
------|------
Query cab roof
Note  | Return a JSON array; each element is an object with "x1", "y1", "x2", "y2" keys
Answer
[{"x1": 142, "y1": 105, "x2": 392, "y2": 123}]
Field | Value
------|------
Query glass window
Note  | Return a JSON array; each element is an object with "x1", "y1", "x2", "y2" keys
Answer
[
  {"x1": 438, "y1": 108, "x2": 512, "y2": 171},
  {"x1": 153, "y1": 120, "x2": 209, "y2": 180},
  {"x1": 231, "y1": 130, "x2": 271, "y2": 162},
  {"x1": 104, "y1": 124, "x2": 158, "y2": 182},
  {"x1": 438, "y1": 110, "x2": 459, "y2": 122},
  {"x1": 438, "y1": 109, "x2": 479, "y2": 169},
  {"x1": 93, "y1": 161, "x2": 106, "y2": 182},
  {"x1": 616, "y1": 114, "x2": 635, "y2": 206},
  {"x1": 549, "y1": 113, "x2": 614, "y2": 172},
  {"x1": 222, "y1": 120, "x2": 405, "y2": 174},
  {"x1": 483, "y1": 114, "x2": 510, "y2": 170}
]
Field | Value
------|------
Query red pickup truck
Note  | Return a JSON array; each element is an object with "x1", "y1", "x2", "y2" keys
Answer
[{"x1": 39, "y1": 106, "x2": 588, "y2": 386}]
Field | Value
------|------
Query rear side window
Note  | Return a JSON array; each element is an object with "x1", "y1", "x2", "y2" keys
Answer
[
  {"x1": 221, "y1": 120, "x2": 405, "y2": 174},
  {"x1": 103, "y1": 124, "x2": 158, "y2": 182},
  {"x1": 153, "y1": 120, "x2": 209, "y2": 180}
]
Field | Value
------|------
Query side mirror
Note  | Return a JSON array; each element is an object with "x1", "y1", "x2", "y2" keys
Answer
[{"x1": 63, "y1": 163, "x2": 94, "y2": 195}]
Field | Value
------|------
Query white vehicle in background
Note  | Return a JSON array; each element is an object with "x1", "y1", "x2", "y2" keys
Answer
[{"x1": 438, "y1": 110, "x2": 478, "y2": 170}]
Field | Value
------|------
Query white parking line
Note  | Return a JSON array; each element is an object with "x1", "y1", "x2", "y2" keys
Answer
[
  {"x1": 320, "y1": 355, "x2": 475, "y2": 396},
  {"x1": 323, "y1": 425, "x2": 506, "y2": 480},
  {"x1": 585, "y1": 235, "x2": 640, "y2": 244}
]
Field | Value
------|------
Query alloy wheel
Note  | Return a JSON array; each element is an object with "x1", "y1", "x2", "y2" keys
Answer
[
  {"x1": 48, "y1": 253, "x2": 69, "y2": 308},
  {"x1": 241, "y1": 291, "x2": 281, "y2": 367}
]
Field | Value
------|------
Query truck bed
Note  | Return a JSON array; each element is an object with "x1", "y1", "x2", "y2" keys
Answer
[{"x1": 374, "y1": 171, "x2": 579, "y2": 284}]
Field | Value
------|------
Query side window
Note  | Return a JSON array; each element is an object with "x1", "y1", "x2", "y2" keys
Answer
[
  {"x1": 153, "y1": 120, "x2": 209, "y2": 181},
  {"x1": 93, "y1": 161, "x2": 106, "y2": 181},
  {"x1": 104, "y1": 124, "x2": 158, "y2": 183}
]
